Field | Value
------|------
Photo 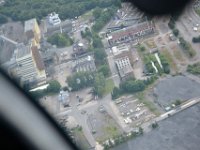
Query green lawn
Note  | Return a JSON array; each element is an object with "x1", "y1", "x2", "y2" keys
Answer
[
  {"x1": 172, "y1": 46, "x2": 185, "y2": 62},
  {"x1": 104, "y1": 79, "x2": 114, "y2": 95},
  {"x1": 82, "y1": 9, "x2": 94, "y2": 20}
]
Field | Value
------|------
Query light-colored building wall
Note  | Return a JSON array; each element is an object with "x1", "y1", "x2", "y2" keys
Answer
[
  {"x1": 115, "y1": 56, "x2": 131, "y2": 70},
  {"x1": 16, "y1": 50, "x2": 38, "y2": 82},
  {"x1": 15, "y1": 44, "x2": 46, "y2": 84},
  {"x1": 25, "y1": 18, "x2": 41, "y2": 49}
]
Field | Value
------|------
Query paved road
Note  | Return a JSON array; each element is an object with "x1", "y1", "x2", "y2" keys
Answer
[
  {"x1": 57, "y1": 100, "x2": 97, "y2": 148},
  {"x1": 56, "y1": 94, "x2": 132, "y2": 148},
  {"x1": 106, "y1": 49, "x2": 121, "y2": 87}
]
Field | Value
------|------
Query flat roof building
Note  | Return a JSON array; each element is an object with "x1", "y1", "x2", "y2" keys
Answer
[
  {"x1": 48, "y1": 12, "x2": 61, "y2": 26},
  {"x1": 24, "y1": 18, "x2": 41, "y2": 48},
  {"x1": 114, "y1": 49, "x2": 134, "y2": 81},
  {"x1": 73, "y1": 53, "x2": 96, "y2": 73}
]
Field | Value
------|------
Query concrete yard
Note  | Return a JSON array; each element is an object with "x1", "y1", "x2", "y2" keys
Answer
[
  {"x1": 112, "y1": 103, "x2": 200, "y2": 150},
  {"x1": 87, "y1": 109, "x2": 123, "y2": 143},
  {"x1": 154, "y1": 75, "x2": 200, "y2": 107}
]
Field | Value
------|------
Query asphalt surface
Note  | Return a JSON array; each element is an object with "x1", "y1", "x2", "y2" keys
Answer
[
  {"x1": 154, "y1": 76, "x2": 200, "y2": 106},
  {"x1": 112, "y1": 103, "x2": 200, "y2": 150}
]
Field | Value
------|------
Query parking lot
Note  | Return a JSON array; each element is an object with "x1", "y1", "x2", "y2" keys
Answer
[
  {"x1": 115, "y1": 97, "x2": 155, "y2": 128},
  {"x1": 112, "y1": 103, "x2": 200, "y2": 150}
]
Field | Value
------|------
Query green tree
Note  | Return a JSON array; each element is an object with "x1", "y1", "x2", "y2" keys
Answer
[
  {"x1": 159, "y1": 54, "x2": 170, "y2": 74},
  {"x1": 168, "y1": 18, "x2": 175, "y2": 29},
  {"x1": 173, "y1": 28, "x2": 179, "y2": 37},
  {"x1": 0, "y1": 0, "x2": 121, "y2": 21},
  {"x1": 111, "y1": 87, "x2": 121, "y2": 100},
  {"x1": 93, "y1": 7, "x2": 102, "y2": 19},
  {"x1": 187, "y1": 62, "x2": 200, "y2": 75},
  {"x1": 179, "y1": 37, "x2": 196, "y2": 58},
  {"x1": 80, "y1": 31, "x2": 85, "y2": 38},
  {"x1": 67, "y1": 72, "x2": 94, "y2": 91},
  {"x1": 92, "y1": 36, "x2": 103, "y2": 48},
  {"x1": 174, "y1": 100, "x2": 181, "y2": 106},
  {"x1": 47, "y1": 33, "x2": 73, "y2": 48},
  {"x1": 139, "y1": 127, "x2": 143, "y2": 135},
  {"x1": 120, "y1": 79, "x2": 145, "y2": 93},
  {"x1": 93, "y1": 73, "x2": 106, "y2": 97},
  {"x1": 47, "y1": 80, "x2": 61, "y2": 93},
  {"x1": 98, "y1": 65, "x2": 110, "y2": 77},
  {"x1": 152, "y1": 122, "x2": 159, "y2": 129},
  {"x1": 94, "y1": 48, "x2": 107, "y2": 65},
  {"x1": 0, "y1": 14, "x2": 8, "y2": 24}
]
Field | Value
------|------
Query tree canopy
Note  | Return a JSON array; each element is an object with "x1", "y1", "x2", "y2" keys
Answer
[
  {"x1": 47, "y1": 33, "x2": 73, "y2": 48},
  {"x1": 0, "y1": 14, "x2": 8, "y2": 24},
  {"x1": 30, "y1": 80, "x2": 61, "y2": 100},
  {"x1": 93, "y1": 72, "x2": 106, "y2": 97},
  {"x1": 187, "y1": 62, "x2": 200, "y2": 75},
  {"x1": 67, "y1": 72, "x2": 94, "y2": 91},
  {"x1": 47, "y1": 80, "x2": 61, "y2": 93},
  {"x1": 0, "y1": 0, "x2": 121, "y2": 21}
]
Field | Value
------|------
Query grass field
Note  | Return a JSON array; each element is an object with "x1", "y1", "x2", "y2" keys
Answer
[
  {"x1": 104, "y1": 79, "x2": 115, "y2": 95},
  {"x1": 160, "y1": 47, "x2": 178, "y2": 73},
  {"x1": 171, "y1": 45, "x2": 185, "y2": 62},
  {"x1": 82, "y1": 9, "x2": 93, "y2": 20}
]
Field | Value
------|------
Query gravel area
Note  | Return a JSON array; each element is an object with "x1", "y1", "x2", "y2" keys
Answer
[
  {"x1": 154, "y1": 76, "x2": 200, "y2": 106},
  {"x1": 112, "y1": 103, "x2": 200, "y2": 150}
]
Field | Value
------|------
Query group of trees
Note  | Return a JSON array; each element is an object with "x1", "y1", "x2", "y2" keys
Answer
[
  {"x1": 97, "y1": 64, "x2": 110, "y2": 77},
  {"x1": 30, "y1": 80, "x2": 61, "y2": 100},
  {"x1": 0, "y1": 0, "x2": 121, "y2": 21},
  {"x1": 67, "y1": 71, "x2": 106, "y2": 97},
  {"x1": 67, "y1": 2, "x2": 120, "y2": 96},
  {"x1": 0, "y1": 14, "x2": 8, "y2": 24},
  {"x1": 81, "y1": 25, "x2": 110, "y2": 78},
  {"x1": 47, "y1": 33, "x2": 73, "y2": 48},
  {"x1": 187, "y1": 62, "x2": 200, "y2": 75},
  {"x1": 143, "y1": 53, "x2": 170, "y2": 75},
  {"x1": 192, "y1": 36, "x2": 200, "y2": 43},
  {"x1": 168, "y1": 18, "x2": 176, "y2": 30},
  {"x1": 159, "y1": 54, "x2": 170, "y2": 74},
  {"x1": 103, "y1": 127, "x2": 144, "y2": 150},
  {"x1": 92, "y1": 6, "x2": 117, "y2": 32},
  {"x1": 67, "y1": 71, "x2": 94, "y2": 91},
  {"x1": 172, "y1": 28, "x2": 179, "y2": 37},
  {"x1": 144, "y1": 54, "x2": 160, "y2": 74},
  {"x1": 179, "y1": 37, "x2": 196, "y2": 58},
  {"x1": 168, "y1": 15, "x2": 180, "y2": 37},
  {"x1": 92, "y1": 72, "x2": 106, "y2": 97},
  {"x1": 112, "y1": 76, "x2": 158, "y2": 100},
  {"x1": 152, "y1": 122, "x2": 159, "y2": 129},
  {"x1": 81, "y1": 27, "x2": 92, "y2": 42}
]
